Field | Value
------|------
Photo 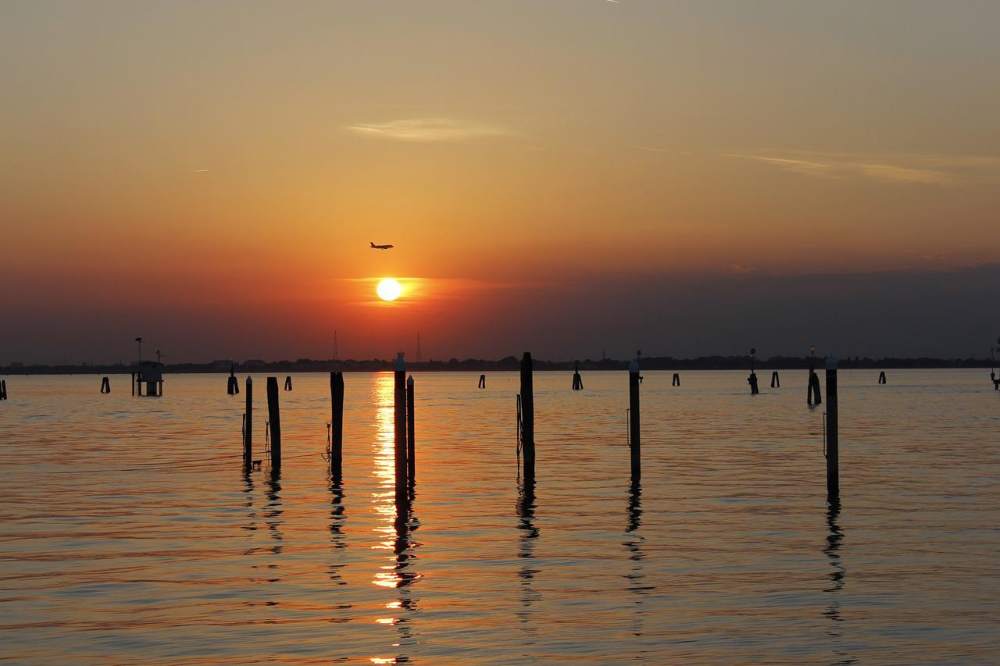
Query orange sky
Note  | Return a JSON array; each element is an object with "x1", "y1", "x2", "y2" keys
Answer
[{"x1": 2, "y1": 1, "x2": 999, "y2": 362}]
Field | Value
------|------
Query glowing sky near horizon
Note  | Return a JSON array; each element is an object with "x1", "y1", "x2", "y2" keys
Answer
[{"x1": 2, "y1": 1, "x2": 999, "y2": 362}]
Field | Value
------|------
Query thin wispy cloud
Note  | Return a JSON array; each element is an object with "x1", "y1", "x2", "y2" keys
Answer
[
  {"x1": 346, "y1": 118, "x2": 512, "y2": 143},
  {"x1": 724, "y1": 151, "x2": 995, "y2": 186}
]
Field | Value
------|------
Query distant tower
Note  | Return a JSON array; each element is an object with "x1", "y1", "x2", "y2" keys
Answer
[{"x1": 416, "y1": 333, "x2": 422, "y2": 362}]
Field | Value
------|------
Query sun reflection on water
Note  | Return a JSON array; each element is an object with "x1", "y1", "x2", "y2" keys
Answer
[{"x1": 370, "y1": 373, "x2": 421, "y2": 663}]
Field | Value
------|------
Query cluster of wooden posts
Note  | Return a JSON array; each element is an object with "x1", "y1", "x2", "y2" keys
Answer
[
  {"x1": 241, "y1": 354, "x2": 416, "y2": 505},
  {"x1": 233, "y1": 351, "x2": 845, "y2": 502}
]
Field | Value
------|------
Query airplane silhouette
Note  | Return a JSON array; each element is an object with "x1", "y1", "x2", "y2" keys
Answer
[{"x1": 370, "y1": 242, "x2": 394, "y2": 250}]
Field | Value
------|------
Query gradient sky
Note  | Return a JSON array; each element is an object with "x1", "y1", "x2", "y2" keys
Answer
[{"x1": 2, "y1": 1, "x2": 999, "y2": 363}]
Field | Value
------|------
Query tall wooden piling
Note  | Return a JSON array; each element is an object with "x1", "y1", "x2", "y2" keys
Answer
[
  {"x1": 394, "y1": 353, "x2": 408, "y2": 501},
  {"x1": 407, "y1": 375, "x2": 415, "y2": 484},
  {"x1": 519, "y1": 352, "x2": 535, "y2": 481},
  {"x1": 628, "y1": 358, "x2": 641, "y2": 481},
  {"x1": 330, "y1": 371, "x2": 344, "y2": 482},
  {"x1": 266, "y1": 377, "x2": 281, "y2": 469},
  {"x1": 825, "y1": 357, "x2": 839, "y2": 500},
  {"x1": 243, "y1": 377, "x2": 253, "y2": 470}
]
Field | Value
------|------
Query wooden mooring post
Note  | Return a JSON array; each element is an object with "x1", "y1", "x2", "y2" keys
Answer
[
  {"x1": 747, "y1": 348, "x2": 759, "y2": 395},
  {"x1": 572, "y1": 362, "x2": 583, "y2": 391},
  {"x1": 0, "y1": 379, "x2": 7, "y2": 400},
  {"x1": 283, "y1": 376, "x2": 292, "y2": 391},
  {"x1": 100, "y1": 376, "x2": 111, "y2": 394},
  {"x1": 771, "y1": 371, "x2": 780, "y2": 388},
  {"x1": 519, "y1": 352, "x2": 535, "y2": 481},
  {"x1": 628, "y1": 358, "x2": 641, "y2": 481},
  {"x1": 394, "y1": 353, "x2": 408, "y2": 503},
  {"x1": 808, "y1": 360, "x2": 822, "y2": 406},
  {"x1": 330, "y1": 371, "x2": 344, "y2": 483},
  {"x1": 825, "y1": 357, "x2": 839, "y2": 500},
  {"x1": 672, "y1": 373, "x2": 680, "y2": 386},
  {"x1": 243, "y1": 377, "x2": 253, "y2": 470},
  {"x1": 407, "y1": 375, "x2": 415, "y2": 484},
  {"x1": 227, "y1": 368, "x2": 239, "y2": 395},
  {"x1": 878, "y1": 371, "x2": 887, "y2": 385},
  {"x1": 266, "y1": 377, "x2": 281, "y2": 469}
]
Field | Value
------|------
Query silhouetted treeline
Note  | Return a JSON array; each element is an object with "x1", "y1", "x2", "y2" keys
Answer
[{"x1": 2, "y1": 355, "x2": 996, "y2": 375}]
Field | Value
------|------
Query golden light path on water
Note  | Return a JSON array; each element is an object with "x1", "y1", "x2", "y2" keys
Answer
[{"x1": 369, "y1": 375, "x2": 419, "y2": 663}]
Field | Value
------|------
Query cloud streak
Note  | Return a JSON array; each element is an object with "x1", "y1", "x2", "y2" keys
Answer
[
  {"x1": 346, "y1": 118, "x2": 512, "y2": 143},
  {"x1": 727, "y1": 150, "x2": 1000, "y2": 186}
]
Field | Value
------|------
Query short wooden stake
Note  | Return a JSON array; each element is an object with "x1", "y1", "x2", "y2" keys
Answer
[
  {"x1": 100, "y1": 376, "x2": 111, "y2": 394},
  {"x1": 330, "y1": 371, "x2": 344, "y2": 483},
  {"x1": 628, "y1": 358, "x2": 641, "y2": 481},
  {"x1": 808, "y1": 362, "x2": 822, "y2": 406},
  {"x1": 878, "y1": 371, "x2": 886, "y2": 385},
  {"x1": 406, "y1": 375, "x2": 415, "y2": 484},
  {"x1": 519, "y1": 352, "x2": 535, "y2": 481},
  {"x1": 243, "y1": 377, "x2": 253, "y2": 470},
  {"x1": 748, "y1": 371, "x2": 759, "y2": 394},
  {"x1": 283, "y1": 375, "x2": 292, "y2": 391},
  {"x1": 0, "y1": 379, "x2": 6, "y2": 400},
  {"x1": 131, "y1": 372, "x2": 136, "y2": 396},
  {"x1": 478, "y1": 374, "x2": 486, "y2": 389},
  {"x1": 266, "y1": 377, "x2": 281, "y2": 469},
  {"x1": 771, "y1": 371, "x2": 780, "y2": 388},
  {"x1": 672, "y1": 373, "x2": 680, "y2": 386},
  {"x1": 825, "y1": 357, "x2": 839, "y2": 500}
]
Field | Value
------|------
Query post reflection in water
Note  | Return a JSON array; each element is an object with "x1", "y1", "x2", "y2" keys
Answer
[
  {"x1": 329, "y1": 481, "x2": 347, "y2": 586},
  {"x1": 623, "y1": 480, "x2": 653, "y2": 638},
  {"x1": 370, "y1": 375, "x2": 421, "y2": 664},
  {"x1": 516, "y1": 478, "x2": 541, "y2": 639},
  {"x1": 241, "y1": 471, "x2": 257, "y2": 537},
  {"x1": 264, "y1": 470, "x2": 284, "y2": 595},
  {"x1": 823, "y1": 499, "x2": 855, "y2": 665}
]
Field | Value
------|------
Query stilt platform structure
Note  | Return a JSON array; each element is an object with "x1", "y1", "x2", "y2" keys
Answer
[{"x1": 133, "y1": 361, "x2": 165, "y2": 397}]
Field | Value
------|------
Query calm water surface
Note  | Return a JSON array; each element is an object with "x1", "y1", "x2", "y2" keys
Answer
[{"x1": 1, "y1": 370, "x2": 998, "y2": 664}]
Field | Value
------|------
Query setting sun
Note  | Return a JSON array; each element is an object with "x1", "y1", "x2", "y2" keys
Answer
[{"x1": 376, "y1": 278, "x2": 402, "y2": 302}]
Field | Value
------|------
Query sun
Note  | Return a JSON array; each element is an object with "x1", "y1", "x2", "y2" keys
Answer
[{"x1": 376, "y1": 278, "x2": 402, "y2": 302}]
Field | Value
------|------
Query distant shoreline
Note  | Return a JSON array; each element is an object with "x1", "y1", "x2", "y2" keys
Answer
[{"x1": 2, "y1": 356, "x2": 996, "y2": 375}]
